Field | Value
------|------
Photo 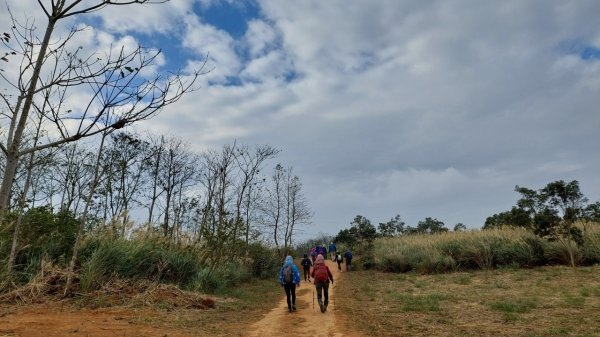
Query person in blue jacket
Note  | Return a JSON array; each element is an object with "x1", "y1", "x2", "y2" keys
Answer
[
  {"x1": 328, "y1": 242, "x2": 337, "y2": 261},
  {"x1": 279, "y1": 255, "x2": 301, "y2": 312}
]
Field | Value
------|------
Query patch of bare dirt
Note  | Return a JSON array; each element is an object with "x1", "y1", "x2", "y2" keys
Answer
[{"x1": 0, "y1": 303, "x2": 199, "y2": 337}]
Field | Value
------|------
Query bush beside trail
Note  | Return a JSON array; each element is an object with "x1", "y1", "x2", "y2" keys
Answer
[{"x1": 1, "y1": 226, "x2": 281, "y2": 300}]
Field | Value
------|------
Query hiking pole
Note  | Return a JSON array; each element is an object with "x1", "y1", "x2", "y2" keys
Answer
[{"x1": 312, "y1": 287, "x2": 314, "y2": 310}]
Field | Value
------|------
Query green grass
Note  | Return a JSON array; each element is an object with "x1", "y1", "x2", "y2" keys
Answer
[
  {"x1": 336, "y1": 265, "x2": 600, "y2": 337},
  {"x1": 453, "y1": 273, "x2": 472, "y2": 285},
  {"x1": 489, "y1": 298, "x2": 537, "y2": 313},
  {"x1": 398, "y1": 293, "x2": 448, "y2": 312},
  {"x1": 562, "y1": 293, "x2": 585, "y2": 308}
]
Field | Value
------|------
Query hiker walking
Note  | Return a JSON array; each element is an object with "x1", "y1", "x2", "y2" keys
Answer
[
  {"x1": 335, "y1": 251, "x2": 343, "y2": 271},
  {"x1": 344, "y1": 250, "x2": 353, "y2": 271},
  {"x1": 328, "y1": 242, "x2": 337, "y2": 262},
  {"x1": 279, "y1": 255, "x2": 301, "y2": 312},
  {"x1": 301, "y1": 253, "x2": 312, "y2": 282},
  {"x1": 311, "y1": 254, "x2": 334, "y2": 313},
  {"x1": 316, "y1": 244, "x2": 327, "y2": 257},
  {"x1": 310, "y1": 246, "x2": 317, "y2": 263}
]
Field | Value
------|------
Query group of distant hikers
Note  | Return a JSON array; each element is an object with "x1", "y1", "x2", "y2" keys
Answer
[{"x1": 278, "y1": 242, "x2": 353, "y2": 313}]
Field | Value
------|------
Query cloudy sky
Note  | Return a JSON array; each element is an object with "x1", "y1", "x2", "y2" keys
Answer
[{"x1": 2, "y1": 0, "x2": 600, "y2": 237}]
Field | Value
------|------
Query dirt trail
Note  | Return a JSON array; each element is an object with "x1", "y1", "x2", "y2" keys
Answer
[{"x1": 246, "y1": 259, "x2": 355, "y2": 337}]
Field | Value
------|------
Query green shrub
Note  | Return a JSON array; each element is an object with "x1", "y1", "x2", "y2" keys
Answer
[
  {"x1": 79, "y1": 238, "x2": 201, "y2": 291},
  {"x1": 543, "y1": 240, "x2": 582, "y2": 266},
  {"x1": 359, "y1": 253, "x2": 377, "y2": 270},
  {"x1": 381, "y1": 256, "x2": 411, "y2": 273},
  {"x1": 246, "y1": 243, "x2": 279, "y2": 279},
  {"x1": 581, "y1": 233, "x2": 600, "y2": 265},
  {"x1": 193, "y1": 262, "x2": 252, "y2": 293},
  {"x1": 0, "y1": 206, "x2": 79, "y2": 284}
]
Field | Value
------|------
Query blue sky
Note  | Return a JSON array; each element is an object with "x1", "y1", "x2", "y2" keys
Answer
[{"x1": 2, "y1": 0, "x2": 600, "y2": 239}]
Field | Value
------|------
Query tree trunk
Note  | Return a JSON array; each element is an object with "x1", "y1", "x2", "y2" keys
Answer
[
  {"x1": 147, "y1": 137, "x2": 163, "y2": 227},
  {"x1": 0, "y1": 19, "x2": 56, "y2": 217},
  {"x1": 7, "y1": 152, "x2": 36, "y2": 275},
  {"x1": 6, "y1": 112, "x2": 45, "y2": 275},
  {"x1": 64, "y1": 131, "x2": 108, "y2": 295}
]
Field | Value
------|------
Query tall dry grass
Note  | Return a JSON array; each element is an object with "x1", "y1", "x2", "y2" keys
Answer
[{"x1": 372, "y1": 223, "x2": 600, "y2": 274}]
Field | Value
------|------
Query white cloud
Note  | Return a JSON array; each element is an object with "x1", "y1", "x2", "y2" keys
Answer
[
  {"x1": 89, "y1": 1, "x2": 194, "y2": 34},
  {"x1": 180, "y1": 14, "x2": 241, "y2": 84},
  {"x1": 244, "y1": 19, "x2": 278, "y2": 57},
  {"x1": 240, "y1": 50, "x2": 292, "y2": 81}
]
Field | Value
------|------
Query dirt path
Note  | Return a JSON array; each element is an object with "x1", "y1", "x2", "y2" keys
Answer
[{"x1": 246, "y1": 259, "x2": 354, "y2": 337}]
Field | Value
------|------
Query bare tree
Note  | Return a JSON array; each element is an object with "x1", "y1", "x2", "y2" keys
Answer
[
  {"x1": 144, "y1": 135, "x2": 164, "y2": 227},
  {"x1": 99, "y1": 132, "x2": 147, "y2": 236},
  {"x1": 264, "y1": 163, "x2": 285, "y2": 249},
  {"x1": 54, "y1": 144, "x2": 95, "y2": 214},
  {"x1": 283, "y1": 171, "x2": 311, "y2": 249},
  {"x1": 157, "y1": 137, "x2": 198, "y2": 237},
  {"x1": 232, "y1": 144, "x2": 278, "y2": 247},
  {"x1": 0, "y1": 0, "x2": 206, "y2": 218},
  {"x1": 196, "y1": 143, "x2": 239, "y2": 282},
  {"x1": 65, "y1": 129, "x2": 111, "y2": 293},
  {"x1": 262, "y1": 164, "x2": 311, "y2": 252}
]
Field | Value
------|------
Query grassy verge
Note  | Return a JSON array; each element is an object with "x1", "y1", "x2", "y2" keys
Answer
[{"x1": 336, "y1": 265, "x2": 600, "y2": 337}]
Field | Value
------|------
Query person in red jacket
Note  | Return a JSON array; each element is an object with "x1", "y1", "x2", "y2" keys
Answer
[{"x1": 311, "y1": 254, "x2": 334, "y2": 313}]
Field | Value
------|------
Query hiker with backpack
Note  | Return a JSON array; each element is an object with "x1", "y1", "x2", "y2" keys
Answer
[
  {"x1": 311, "y1": 254, "x2": 334, "y2": 313},
  {"x1": 335, "y1": 251, "x2": 343, "y2": 271},
  {"x1": 328, "y1": 242, "x2": 337, "y2": 262},
  {"x1": 316, "y1": 244, "x2": 327, "y2": 257},
  {"x1": 301, "y1": 253, "x2": 312, "y2": 282},
  {"x1": 279, "y1": 255, "x2": 301, "y2": 312},
  {"x1": 344, "y1": 250, "x2": 353, "y2": 271},
  {"x1": 310, "y1": 246, "x2": 317, "y2": 263}
]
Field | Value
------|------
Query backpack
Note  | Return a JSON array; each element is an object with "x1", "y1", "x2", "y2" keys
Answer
[
  {"x1": 313, "y1": 264, "x2": 329, "y2": 282},
  {"x1": 301, "y1": 258, "x2": 310, "y2": 268},
  {"x1": 283, "y1": 265, "x2": 293, "y2": 284},
  {"x1": 336, "y1": 253, "x2": 342, "y2": 262},
  {"x1": 345, "y1": 251, "x2": 353, "y2": 260}
]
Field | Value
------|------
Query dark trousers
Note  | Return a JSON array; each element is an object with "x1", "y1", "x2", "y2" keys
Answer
[
  {"x1": 336, "y1": 260, "x2": 342, "y2": 270},
  {"x1": 346, "y1": 260, "x2": 352, "y2": 271},
  {"x1": 315, "y1": 281, "x2": 329, "y2": 306},
  {"x1": 284, "y1": 283, "x2": 296, "y2": 309},
  {"x1": 303, "y1": 267, "x2": 310, "y2": 281}
]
